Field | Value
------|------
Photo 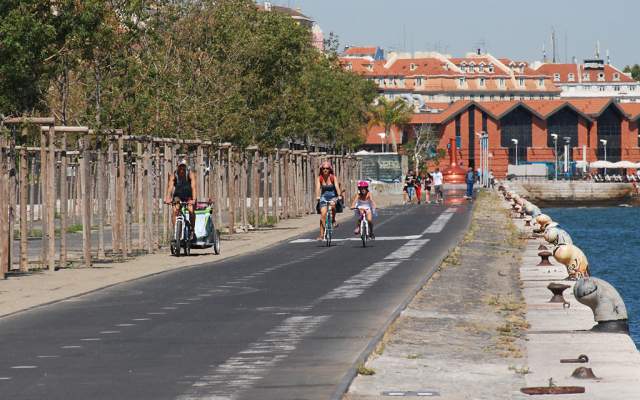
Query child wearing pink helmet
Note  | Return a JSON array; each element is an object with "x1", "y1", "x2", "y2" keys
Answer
[{"x1": 350, "y1": 180, "x2": 377, "y2": 238}]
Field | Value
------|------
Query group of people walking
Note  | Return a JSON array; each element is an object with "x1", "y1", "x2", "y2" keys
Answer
[{"x1": 403, "y1": 168, "x2": 444, "y2": 204}]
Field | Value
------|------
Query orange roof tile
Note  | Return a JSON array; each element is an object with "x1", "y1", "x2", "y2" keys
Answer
[
  {"x1": 536, "y1": 63, "x2": 634, "y2": 83},
  {"x1": 344, "y1": 47, "x2": 377, "y2": 56},
  {"x1": 618, "y1": 103, "x2": 640, "y2": 120}
]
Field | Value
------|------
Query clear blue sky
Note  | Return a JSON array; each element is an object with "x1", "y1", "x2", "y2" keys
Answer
[{"x1": 270, "y1": 0, "x2": 640, "y2": 67}]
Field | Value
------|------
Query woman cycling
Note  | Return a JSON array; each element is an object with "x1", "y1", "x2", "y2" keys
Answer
[
  {"x1": 351, "y1": 180, "x2": 376, "y2": 238},
  {"x1": 315, "y1": 161, "x2": 342, "y2": 240}
]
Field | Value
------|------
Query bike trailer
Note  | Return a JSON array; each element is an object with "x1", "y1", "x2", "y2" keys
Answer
[{"x1": 192, "y1": 203, "x2": 219, "y2": 251}]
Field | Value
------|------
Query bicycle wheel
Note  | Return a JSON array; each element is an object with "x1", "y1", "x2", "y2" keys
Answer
[
  {"x1": 325, "y1": 213, "x2": 332, "y2": 247},
  {"x1": 185, "y1": 237, "x2": 191, "y2": 256},
  {"x1": 212, "y1": 229, "x2": 221, "y2": 255},
  {"x1": 360, "y1": 219, "x2": 367, "y2": 247},
  {"x1": 174, "y1": 220, "x2": 183, "y2": 257}
]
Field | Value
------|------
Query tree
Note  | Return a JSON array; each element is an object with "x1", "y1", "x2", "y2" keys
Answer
[
  {"x1": 404, "y1": 124, "x2": 441, "y2": 174},
  {"x1": 623, "y1": 64, "x2": 640, "y2": 81},
  {"x1": 367, "y1": 97, "x2": 413, "y2": 153}
]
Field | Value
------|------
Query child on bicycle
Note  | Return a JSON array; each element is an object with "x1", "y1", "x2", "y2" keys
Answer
[{"x1": 351, "y1": 180, "x2": 377, "y2": 238}]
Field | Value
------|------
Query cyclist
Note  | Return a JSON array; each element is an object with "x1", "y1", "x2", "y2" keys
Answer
[
  {"x1": 351, "y1": 180, "x2": 376, "y2": 238},
  {"x1": 315, "y1": 161, "x2": 342, "y2": 240},
  {"x1": 164, "y1": 159, "x2": 197, "y2": 238}
]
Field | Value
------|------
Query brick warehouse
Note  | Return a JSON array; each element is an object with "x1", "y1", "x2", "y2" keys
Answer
[{"x1": 365, "y1": 98, "x2": 640, "y2": 178}]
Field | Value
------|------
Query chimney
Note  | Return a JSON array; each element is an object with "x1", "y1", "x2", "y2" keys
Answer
[{"x1": 477, "y1": 48, "x2": 481, "y2": 55}]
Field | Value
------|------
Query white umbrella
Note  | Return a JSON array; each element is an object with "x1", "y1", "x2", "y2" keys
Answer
[
  {"x1": 590, "y1": 160, "x2": 616, "y2": 168},
  {"x1": 575, "y1": 160, "x2": 589, "y2": 168},
  {"x1": 612, "y1": 160, "x2": 637, "y2": 169}
]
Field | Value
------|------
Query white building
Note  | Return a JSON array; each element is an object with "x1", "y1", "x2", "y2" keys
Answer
[{"x1": 534, "y1": 59, "x2": 640, "y2": 102}]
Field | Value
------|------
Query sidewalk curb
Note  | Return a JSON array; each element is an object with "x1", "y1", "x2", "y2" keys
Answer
[{"x1": 331, "y1": 200, "x2": 475, "y2": 400}]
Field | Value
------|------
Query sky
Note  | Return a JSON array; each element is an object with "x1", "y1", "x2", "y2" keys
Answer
[{"x1": 269, "y1": 0, "x2": 640, "y2": 68}]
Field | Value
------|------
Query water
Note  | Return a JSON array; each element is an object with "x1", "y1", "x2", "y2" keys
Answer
[{"x1": 544, "y1": 206, "x2": 640, "y2": 346}]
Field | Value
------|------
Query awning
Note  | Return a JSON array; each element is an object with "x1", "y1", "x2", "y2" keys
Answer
[
  {"x1": 611, "y1": 160, "x2": 638, "y2": 169},
  {"x1": 589, "y1": 160, "x2": 617, "y2": 168}
]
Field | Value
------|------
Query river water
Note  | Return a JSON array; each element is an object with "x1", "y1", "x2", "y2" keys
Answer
[{"x1": 543, "y1": 206, "x2": 640, "y2": 347}]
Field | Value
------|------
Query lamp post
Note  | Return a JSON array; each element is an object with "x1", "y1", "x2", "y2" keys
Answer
[
  {"x1": 550, "y1": 133, "x2": 558, "y2": 180},
  {"x1": 511, "y1": 138, "x2": 519, "y2": 166},
  {"x1": 600, "y1": 139, "x2": 608, "y2": 175},
  {"x1": 377, "y1": 132, "x2": 386, "y2": 153},
  {"x1": 563, "y1": 136, "x2": 571, "y2": 177}
]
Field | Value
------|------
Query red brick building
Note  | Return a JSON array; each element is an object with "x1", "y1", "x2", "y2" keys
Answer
[{"x1": 404, "y1": 98, "x2": 640, "y2": 178}]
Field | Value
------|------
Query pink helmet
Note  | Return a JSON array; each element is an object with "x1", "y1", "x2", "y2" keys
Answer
[{"x1": 357, "y1": 180, "x2": 369, "y2": 189}]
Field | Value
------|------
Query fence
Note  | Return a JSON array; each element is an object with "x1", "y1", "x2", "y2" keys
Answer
[{"x1": 0, "y1": 118, "x2": 362, "y2": 278}]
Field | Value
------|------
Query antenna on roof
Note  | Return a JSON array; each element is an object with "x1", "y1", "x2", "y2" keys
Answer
[
  {"x1": 606, "y1": 49, "x2": 610, "y2": 65},
  {"x1": 595, "y1": 40, "x2": 600, "y2": 59},
  {"x1": 551, "y1": 28, "x2": 557, "y2": 63},
  {"x1": 542, "y1": 42, "x2": 547, "y2": 63}
]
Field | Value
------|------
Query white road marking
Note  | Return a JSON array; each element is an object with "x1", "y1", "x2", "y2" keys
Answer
[
  {"x1": 11, "y1": 365, "x2": 37, "y2": 369},
  {"x1": 175, "y1": 302, "x2": 190, "y2": 305},
  {"x1": 80, "y1": 338, "x2": 101, "y2": 341},
  {"x1": 116, "y1": 323, "x2": 135, "y2": 327},
  {"x1": 290, "y1": 235, "x2": 421, "y2": 244},
  {"x1": 132, "y1": 318, "x2": 151, "y2": 321},
  {"x1": 422, "y1": 208, "x2": 456, "y2": 234},
  {"x1": 162, "y1": 307, "x2": 178, "y2": 310},
  {"x1": 177, "y1": 315, "x2": 329, "y2": 400},
  {"x1": 61, "y1": 345, "x2": 82, "y2": 349},
  {"x1": 320, "y1": 260, "x2": 401, "y2": 300},
  {"x1": 36, "y1": 355, "x2": 59, "y2": 359},
  {"x1": 385, "y1": 239, "x2": 430, "y2": 260},
  {"x1": 0, "y1": 377, "x2": 12, "y2": 380},
  {"x1": 321, "y1": 239, "x2": 431, "y2": 301},
  {"x1": 148, "y1": 312, "x2": 167, "y2": 315},
  {"x1": 99, "y1": 330, "x2": 120, "y2": 334}
]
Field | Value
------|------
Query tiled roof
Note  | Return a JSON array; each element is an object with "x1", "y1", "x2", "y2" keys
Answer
[
  {"x1": 536, "y1": 63, "x2": 635, "y2": 84},
  {"x1": 411, "y1": 101, "x2": 472, "y2": 124},
  {"x1": 619, "y1": 103, "x2": 640, "y2": 120},
  {"x1": 564, "y1": 98, "x2": 623, "y2": 117},
  {"x1": 364, "y1": 124, "x2": 403, "y2": 144},
  {"x1": 344, "y1": 47, "x2": 377, "y2": 56}
]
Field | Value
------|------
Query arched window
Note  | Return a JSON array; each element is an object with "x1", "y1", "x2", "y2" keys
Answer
[
  {"x1": 500, "y1": 106, "x2": 532, "y2": 165},
  {"x1": 597, "y1": 106, "x2": 623, "y2": 161},
  {"x1": 547, "y1": 108, "x2": 578, "y2": 148}
]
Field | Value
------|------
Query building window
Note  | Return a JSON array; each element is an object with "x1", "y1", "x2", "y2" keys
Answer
[
  {"x1": 583, "y1": 72, "x2": 590, "y2": 81},
  {"x1": 519, "y1": 78, "x2": 525, "y2": 87},
  {"x1": 479, "y1": 78, "x2": 485, "y2": 87},
  {"x1": 488, "y1": 64, "x2": 494, "y2": 73},
  {"x1": 498, "y1": 78, "x2": 505, "y2": 88},
  {"x1": 553, "y1": 73, "x2": 560, "y2": 82},
  {"x1": 479, "y1": 63, "x2": 485, "y2": 73},
  {"x1": 538, "y1": 78, "x2": 544, "y2": 87},
  {"x1": 630, "y1": 86, "x2": 636, "y2": 91},
  {"x1": 598, "y1": 72, "x2": 605, "y2": 81},
  {"x1": 614, "y1": 85, "x2": 620, "y2": 91},
  {"x1": 458, "y1": 77, "x2": 466, "y2": 87},
  {"x1": 613, "y1": 73, "x2": 620, "y2": 81},
  {"x1": 479, "y1": 94, "x2": 485, "y2": 100},
  {"x1": 599, "y1": 86, "x2": 606, "y2": 92},
  {"x1": 416, "y1": 77, "x2": 422, "y2": 86},
  {"x1": 365, "y1": 64, "x2": 373, "y2": 71},
  {"x1": 568, "y1": 73, "x2": 575, "y2": 82}
]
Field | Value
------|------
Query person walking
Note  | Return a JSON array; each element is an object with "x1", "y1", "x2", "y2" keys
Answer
[
  {"x1": 415, "y1": 173, "x2": 423, "y2": 204},
  {"x1": 432, "y1": 168, "x2": 444, "y2": 203},
  {"x1": 424, "y1": 171, "x2": 433, "y2": 204},
  {"x1": 465, "y1": 167, "x2": 474, "y2": 199}
]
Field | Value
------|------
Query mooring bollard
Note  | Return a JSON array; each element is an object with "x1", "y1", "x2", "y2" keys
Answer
[
  {"x1": 544, "y1": 226, "x2": 573, "y2": 246},
  {"x1": 538, "y1": 244, "x2": 548, "y2": 251},
  {"x1": 547, "y1": 282, "x2": 570, "y2": 303},
  {"x1": 537, "y1": 250, "x2": 553, "y2": 266},
  {"x1": 552, "y1": 244, "x2": 589, "y2": 279},
  {"x1": 574, "y1": 277, "x2": 629, "y2": 333},
  {"x1": 571, "y1": 367, "x2": 598, "y2": 380}
]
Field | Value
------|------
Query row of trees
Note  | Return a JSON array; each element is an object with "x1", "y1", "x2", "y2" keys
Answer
[{"x1": 0, "y1": 0, "x2": 378, "y2": 150}]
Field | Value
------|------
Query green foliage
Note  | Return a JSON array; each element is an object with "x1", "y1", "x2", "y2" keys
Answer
[
  {"x1": 624, "y1": 64, "x2": 640, "y2": 81},
  {"x1": 0, "y1": 0, "x2": 374, "y2": 152},
  {"x1": 367, "y1": 97, "x2": 413, "y2": 153}
]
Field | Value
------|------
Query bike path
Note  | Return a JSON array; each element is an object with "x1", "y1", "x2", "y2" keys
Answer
[{"x1": 0, "y1": 194, "x2": 472, "y2": 400}]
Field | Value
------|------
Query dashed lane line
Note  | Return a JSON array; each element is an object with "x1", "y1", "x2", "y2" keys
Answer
[{"x1": 421, "y1": 207, "x2": 457, "y2": 234}]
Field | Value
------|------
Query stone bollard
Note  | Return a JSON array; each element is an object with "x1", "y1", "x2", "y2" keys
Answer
[
  {"x1": 552, "y1": 244, "x2": 590, "y2": 280},
  {"x1": 547, "y1": 282, "x2": 570, "y2": 303},
  {"x1": 544, "y1": 226, "x2": 573, "y2": 246},
  {"x1": 574, "y1": 277, "x2": 629, "y2": 333},
  {"x1": 538, "y1": 244, "x2": 548, "y2": 251},
  {"x1": 537, "y1": 250, "x2": 553, "y2": 266},
  {"x1": 533, "y1": 214, "x2": 551, "y2": 233}
]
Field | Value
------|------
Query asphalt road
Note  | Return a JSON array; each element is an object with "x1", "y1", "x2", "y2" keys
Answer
[{"x1": 0, "y1": 190, "x2": 472, "y2": 400}]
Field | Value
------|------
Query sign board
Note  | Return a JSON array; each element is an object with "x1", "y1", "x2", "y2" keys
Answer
[{"x1": 360, "y1": 153, "x2": 404, "y2": 183}]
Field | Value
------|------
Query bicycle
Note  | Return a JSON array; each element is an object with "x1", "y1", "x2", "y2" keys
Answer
[
  {"x1": 352, "y1": 207, "x2": 372, "y2": 247},
  {"x1": 322, "y1": 200, "x2": 335, "y2": 247},
  {"x1": 170, "y1": 201, "x2": 192, "y2": 257}
]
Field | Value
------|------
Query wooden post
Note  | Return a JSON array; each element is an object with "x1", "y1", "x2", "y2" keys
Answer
[
  {"x1": 79, "y1": 138, "x2": 92, "y2": 267},
  {"x1": 273, "y1": 151, "x2": 280, "y2": 222},
  {"x1": 240, "y1": 152, "x2": 248, "y2": 230},
  {"x1": 251, "y1": 148, "x2": 259, "y2": 228},
  {"x1": 144, "y1": 141, "x2": 153, "y2": 253},
  {"x1": 136, "y1": 142, "x2": 144, "y2": 250},
  {"x1": 262, "y1": 154, "x2": 269, "y2": 223},
  {"x1": 59, "y1": 134, "x2": 68, "y2": 268},
  {"x1": 115, "y1": 135, "x2": 125, "y2": 257},
  {"x1": 215, "y1": 147, "x2": 223, "y2": 232},
  {"x1": 19, "y1": 149, "x2": 28, "y2": 272},
  {"x1": 154, "y1": 144, "x2": 161, "y2": 250},
  {"x1": 8, "y1": 142, "x2": 16, "y2": 271},
  {"x1": 96, "y1": 140, "x2": 105, "y2": 259},
  {"x1": 163, "y1": 144, "x2": 171, "y2": 244},
  {"x1": 28, "y1": 157, "x2": 35, "y2": 237},
  {"x1": 39, "y1": 128, "x2": 48, "y2": 268},
  {"x1": 47, "y1": 126, "x2": 56, "y2": 269},
  {"x1": 0, "y1": 147, "x2": 8, "y2": 277},
  {"x1": 197, "y1": 145, "x2": 205, "y2": 201},
  {"x1": 228, "y1": 147, "x2": 236, "y2": 233}
]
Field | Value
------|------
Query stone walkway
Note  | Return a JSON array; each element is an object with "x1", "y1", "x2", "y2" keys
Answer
[{"x1": 345, "y1": 191, "x2": 528, "y2": 399}]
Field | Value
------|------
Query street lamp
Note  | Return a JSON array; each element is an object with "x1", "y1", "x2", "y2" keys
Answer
[
  {"x1": 377, "y1": 133, "x2": 386, "y2": 153},
  {"x1": 563, "y1": 136, "x2": 571, "y2": 176},
  {"x1": 511, "y1": 138, "x2": 519, "y2": 166},
  {"x1": 550, "y1": 133, "x2": 558, "y2": 180},
  {"x1": 600, "y1": 139, "x2": 608, "y2": 175}
]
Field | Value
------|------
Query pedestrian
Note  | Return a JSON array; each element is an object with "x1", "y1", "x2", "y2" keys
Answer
[
  {"x1": 465, "y1": 167, "x2": 474, "y2": 199},
  {"x1": 415, "y1": 172, "x2": 423, "y2": 204},
  {"x1": 424, "y1": 171, "x2": 433, "y2": 204},
  {"x1": 404, "y1": 170, "x2": 416, "y2": 204},
  {"x1": 432, "y1": 167, "x2": 444, "y2": 203},
  {"x1": 488, "y1": 170, "x2": 495, "y2": 189}
]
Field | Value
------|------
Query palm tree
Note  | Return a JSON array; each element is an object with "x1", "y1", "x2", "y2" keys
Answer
[{"x1": 367, "y1": 97, "x2": 413, "y2": 153}]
